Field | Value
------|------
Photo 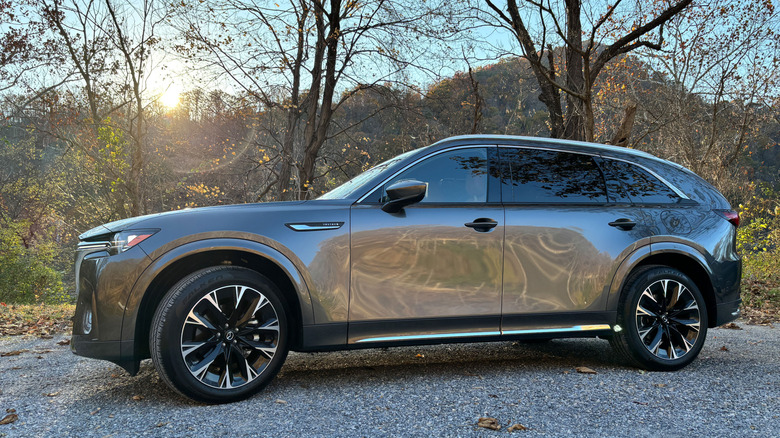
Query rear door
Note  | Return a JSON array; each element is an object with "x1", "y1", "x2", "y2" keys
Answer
[{"x1": 499, "y1": 146, "x2": 651, "y2": 333}]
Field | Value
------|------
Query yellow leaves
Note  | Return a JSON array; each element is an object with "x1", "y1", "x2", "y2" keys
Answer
[{"x1": 186, "y1": 183, "x2": 223, "y2": 199}]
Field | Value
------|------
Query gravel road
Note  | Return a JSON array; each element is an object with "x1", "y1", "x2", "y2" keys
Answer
[{"x1": 0, "y1": 323, "x2": 778, "y2": 437}]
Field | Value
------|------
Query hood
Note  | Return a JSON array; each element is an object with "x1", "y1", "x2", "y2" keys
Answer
[{"x1": 78, "y1": 201, "x2": 307, "y2": 241}]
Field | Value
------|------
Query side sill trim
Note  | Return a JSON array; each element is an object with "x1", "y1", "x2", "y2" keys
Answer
[
  {"x1": 502, "y1": 324, "x2": 611, "y2": 335},
  {"x1": 354, "y1": 324, "x2": 612, "y2": 344},
  {"x1": 355, "y1": 331, "x2": 501, "y2": 343}
]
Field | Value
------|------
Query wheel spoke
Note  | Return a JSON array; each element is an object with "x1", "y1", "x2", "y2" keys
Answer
[
  {"x1": 669, "y1": 325, "x2": 694, "y2": 353},
  {"x1": 636, "y1": 304, "x2": 658, "y2": 318},
  {"x1": 646, "y1": 328, "x2": 664, "y2": 355},
  {"x1": 670, "y1": 317, "x2": 700, "y2": 331},
  {"x1": 181, "y1": 340, "x2": 218, "y2": 358},
  {"x1": 637, "y1": 323, "x2": 659, "y2": 341},
  {"x1": 238, "y1": 319, "x2": 280, "y2": 337},
  {"x1": 185, "y1": 310, "x2": 219, "y2": 332},
  {"x1": 188, "y1": 343, "x2": 224, "y2": 380}
]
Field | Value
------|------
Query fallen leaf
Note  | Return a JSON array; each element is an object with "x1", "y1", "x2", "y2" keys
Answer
[
  {"x1": 274, "y1": 399, "x2": 287, "y2": 405},
  {"x1": 477, "y1": 417, "x2": 501, "y2": 431},
  {"x1": 132, "y1": 395, "x2": 144, "y2": 401},
  {"x1": 415, "y1": 353, "x2": 424, "y2": 358},
  {"x1": 1, "y1": 350, "x2": 28, "y2": 357},
  {"x1": 562, "y1": 370, "x2": 570, "y2": 375},
  {"x1": 57, "y1": 339, "x2": 70, "y2": 346},
  {"x1": 155, "y1": 422, "x2": 168, "y2": 427},
  {"x1": 508, "y1": 423, "x2": 528, "y2": 432},
  {"x1": 633, "y1": 401, "x2": 648, "y2": 405},
  {"x1": 722, "y1": 322, "x2": 742, "y2": 330},
  {"x1": 575, "y1": 366, "x2": 597, "y2": 375},
  {"x1": 720, "y1": 345, "x2": 729, "y2": 351},
  {"x1": 0, "y1": 414, "x2": 18, "y2": 425},
  {"x1": 90, "y1": 408, "x2": 101, "y2": 415},
  {"x1": 45, "y1": 391, "x2": 60, "y2": 397},
  {"x1": 488, "y1": 394, "x2": 498, "y2": 398},
  {"x1": 653, "y1": 383, "x2": 667, "y2": 388}
]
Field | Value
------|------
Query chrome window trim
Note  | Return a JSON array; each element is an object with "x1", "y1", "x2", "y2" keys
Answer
[{"x1": 355, "y1": 145, "x2": 495, "y2": 204}]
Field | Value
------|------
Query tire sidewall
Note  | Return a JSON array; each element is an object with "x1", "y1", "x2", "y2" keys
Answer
[
  {"x1": 620, "y1": 267, "x2": 708, "y2": 371},
  {"x1": 152, "y1": 266, "x2": 289, "y2": 403}
]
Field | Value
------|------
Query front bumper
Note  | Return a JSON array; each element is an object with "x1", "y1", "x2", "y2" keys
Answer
[
  {"x1": 715, "y1": 299, "x2": 742, "y2": 326},
  {"x1": 71, "y1": 241, "x2": 151, "y2": 374}
]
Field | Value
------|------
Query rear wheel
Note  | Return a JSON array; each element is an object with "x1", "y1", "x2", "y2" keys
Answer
[
  {"x1": 150, "y1": 266, "x2": 289, "y2": 403},
  {"x1": 610, "y1": 266, "x2": 707, "y2": 371}
]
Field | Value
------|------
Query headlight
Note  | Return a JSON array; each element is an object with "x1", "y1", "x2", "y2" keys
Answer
[{"x1": 111, "y1": 229, "x2": 158, "y2": 254}]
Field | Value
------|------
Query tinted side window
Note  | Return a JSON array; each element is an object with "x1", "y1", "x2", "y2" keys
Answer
[
  {"x1": 383, "y1": 148, "x2": 488, "y2": 203},
  {"x1": 500, "y1": 148, "x2": 607, "y2": 203},
  {"x1": 607, "y1": 160, "x2": 679, "y2": 204}
]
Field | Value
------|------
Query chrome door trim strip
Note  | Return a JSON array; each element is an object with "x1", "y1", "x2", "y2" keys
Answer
[
  {"x1": 353, "y1": 324, "x2": 612, "y2": 343},
  {"x1": 501, "y1": 324, "x2": 612, "y2": 335},
  {"x1": 354, "y1": 331, "x2": 501, "y2": 343},
  {"x1": 285, "y1": 222, "x2": 345, "y2": 231}
]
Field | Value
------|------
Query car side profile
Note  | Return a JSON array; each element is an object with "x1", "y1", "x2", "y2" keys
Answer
[{"x1": 71, "y1": 135, "x2": 741, "y2": 403}]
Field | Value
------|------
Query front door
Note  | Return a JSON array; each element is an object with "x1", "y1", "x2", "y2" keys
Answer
[{"x1": 348, "y1": 147, "x2": 504, "y2": 343}]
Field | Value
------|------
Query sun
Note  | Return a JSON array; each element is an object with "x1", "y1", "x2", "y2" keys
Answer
[{"x1": 160, "y1": 87, "x2": 181, "y2": 109}]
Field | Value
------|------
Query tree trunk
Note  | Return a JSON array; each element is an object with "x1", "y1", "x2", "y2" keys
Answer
[{"x1": 609, "y1": 101, "x2": 637, "y2": 147}]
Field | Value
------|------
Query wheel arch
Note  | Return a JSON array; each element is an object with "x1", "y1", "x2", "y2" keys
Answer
[
  {"x1": 609, "y1": 244, "x2": 717, "y2": 328},
  {"x1": 122, "y1": 238, "x2": 313, "y2": 360}
]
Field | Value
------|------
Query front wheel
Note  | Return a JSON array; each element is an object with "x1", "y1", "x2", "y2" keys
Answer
[
  {"x1": 610, "y1": 266, "x2": 708, "y2": 371},
  {"x1": 150, "y1": 266, "x2": 289, "y2": 403}
]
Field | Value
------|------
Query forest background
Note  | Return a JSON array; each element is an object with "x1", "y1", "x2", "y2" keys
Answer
[{"x1": 0, "y1": 0, "x2": 778, "y2": 320}]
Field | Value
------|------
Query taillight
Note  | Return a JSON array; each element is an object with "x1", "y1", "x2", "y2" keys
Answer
[{"x1": 714, "y1": 209, "x2": 740, "y2": 227}]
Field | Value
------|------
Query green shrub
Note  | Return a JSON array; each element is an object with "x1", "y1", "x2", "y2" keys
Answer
[{"x1": 0, "y1": 220, "x2": 68, "y2": 304}]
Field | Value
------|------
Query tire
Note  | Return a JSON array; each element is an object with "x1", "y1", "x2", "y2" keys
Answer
[
  {"x1": 150, "y1": 266, "x2": 289, "y2": 403},
  {"x1": 609, "y1": 266, "x2": 708, "y2": 371}
]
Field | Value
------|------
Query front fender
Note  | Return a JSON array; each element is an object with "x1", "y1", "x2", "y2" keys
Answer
[{"x1": 120, "y1": 238, "x2": 314, "y2": 348}]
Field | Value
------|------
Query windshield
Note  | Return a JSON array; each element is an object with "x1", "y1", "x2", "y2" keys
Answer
[{"x1": 318, "y1": 148, "x2": 424, "y2": 200}]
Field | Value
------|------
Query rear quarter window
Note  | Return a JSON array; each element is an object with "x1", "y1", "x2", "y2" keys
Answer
[{"x1": 606, "y1": 159, "x2": 680, "y2": 204}]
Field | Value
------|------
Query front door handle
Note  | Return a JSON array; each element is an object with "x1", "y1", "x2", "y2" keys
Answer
[
  {"x1": 465, "y1": 218, "x2": 498, "y2": 232},
  {"x1": 609, "y1": 218, "x2": 637, "y2": 230}
]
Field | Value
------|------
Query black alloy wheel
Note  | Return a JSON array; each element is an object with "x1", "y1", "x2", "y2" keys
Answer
[
  {"x1": 151, "y1": 266, "x2": 289, "y2": 403},
  {"x1": 610, "y1": 266, "x2": 708, "y2": 371}
]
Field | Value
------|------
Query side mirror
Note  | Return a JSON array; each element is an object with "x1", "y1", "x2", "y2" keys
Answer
[{"x1": 381, "y1": 180, "x2": 427, "y2": 213}]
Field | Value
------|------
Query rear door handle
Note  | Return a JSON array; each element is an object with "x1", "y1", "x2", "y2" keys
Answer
[
  {"x1": 608, "y1": 218, "x2": 637, "y2": 230},
  {"x1": 465, "y1": 218, "x2": 498, "y2": 232}
]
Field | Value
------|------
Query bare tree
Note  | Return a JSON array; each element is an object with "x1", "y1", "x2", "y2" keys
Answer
[
  {"x1": 481, "y1": 0, "x2": 692, "y2": 142},
  {"x1": 178, "y1": 0, "x2": 458, "y2": 200}
]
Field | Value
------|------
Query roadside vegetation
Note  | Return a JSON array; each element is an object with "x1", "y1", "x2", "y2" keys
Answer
[{"x1": 0, "y1": 0, "x2": 778, "y2": 329}]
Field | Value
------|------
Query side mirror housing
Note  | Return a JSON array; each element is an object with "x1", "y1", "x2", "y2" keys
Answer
[{"x1": 381, "y1": 180, "x2": 427, "y2": 213}]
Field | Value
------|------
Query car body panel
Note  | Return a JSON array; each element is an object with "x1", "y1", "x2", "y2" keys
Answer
[
  {"x1": 501, "y1": 205, "x2": 650, "y2": 317},
  {"x1": 349, "y1": 204, "x2": 504, "y2": 342}
]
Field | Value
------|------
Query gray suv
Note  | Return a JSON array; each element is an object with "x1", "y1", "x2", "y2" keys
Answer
[{"x1": 71, "y1": 135, "x2": 741, "y2": 403}]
